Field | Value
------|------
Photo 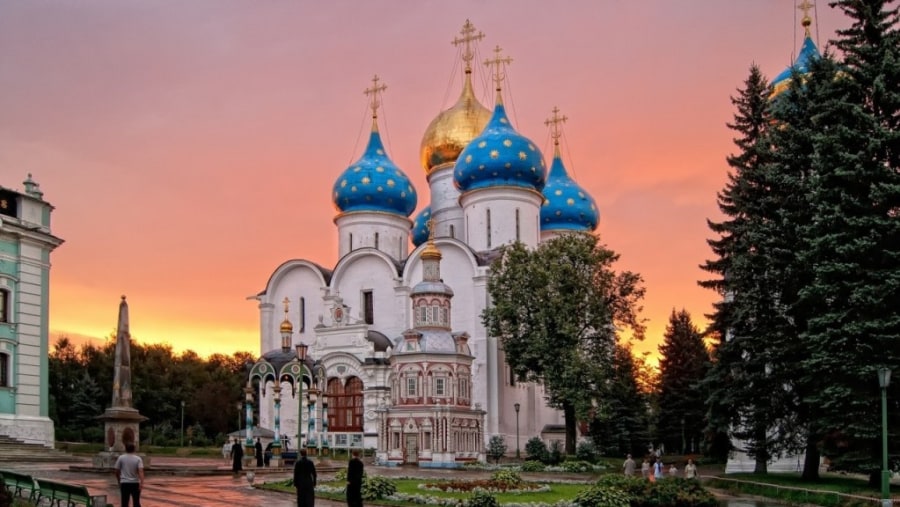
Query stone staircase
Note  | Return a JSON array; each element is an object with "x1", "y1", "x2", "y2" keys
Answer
[{"x1": 0, "y1": 434, "x2": 82, "y2": 463}]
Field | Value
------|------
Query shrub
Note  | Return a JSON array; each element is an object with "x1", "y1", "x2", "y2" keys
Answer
[
  {"x1": 644, "y1": 478, "x2": 717, "y2": 507},
  {"x1": 560, "y1": 460, "x2": 593, "y2": 473},
  {"x1": 362, "y1": 476, "x2": 396, "y2": 500},
  {"x1": 519, "y1": 460, "x2": 546, "y2": 472},
  {"x1": 573, "y1": 485, "x2": 630, "y2": 507},
  {"x1": 575, "y1": 440, "x2": 599, "y2": 463},
  {"x1": 490, "y1": 469, "x2": 522, "y2": 485},
  {"x1": 335, "y1": 468, "x2": 347, "y2": 482},
  {"x1": 525, "y1": 437, "x2": 548, "y2": 463},
  {"x1": 0, "y1": 484, "x2": 11, "y2": 507},
  {"x1": 548, "y1": 440, "x2": 564, "y2": 465},
  {"x1": 486, "y1": 435, "x2": 507, "y2": 464},
  {"x1": 466, "y1": 491, "x2": 499, "y2": 507}
]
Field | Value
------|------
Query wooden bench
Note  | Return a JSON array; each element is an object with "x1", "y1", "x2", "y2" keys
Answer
[
  {"x1": 34, "y1": 477, "x2": 109, "y2": 507},
  {"x1": 0, "y1": 469, "x2": 37, "y2": 501}
]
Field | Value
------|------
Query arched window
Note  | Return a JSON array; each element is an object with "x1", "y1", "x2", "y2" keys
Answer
[
  {"x1": 449, "y1": 224, "x2": 455, "y2": 239},
  {"x1": 328, "y1": 376, "x2": 363, "y2": 431},
  {"x1": 0, "y1": 288, "x2": 8, "y2": 323}
]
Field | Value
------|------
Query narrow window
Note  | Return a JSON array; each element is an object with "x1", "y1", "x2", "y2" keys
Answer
[
  {"x1": 0, "y1": 353, "x2": 8, "y2": 387},
  {"x1": 431, "y1": 306, "x2": 440, "y2": 325},
  {"x1": 0, "y1": 289, "x2": 8, "y2": 323},
  {"x1": 406, "y1": 376, "x2": 418, "y2": 397},
  {"x1": 442, "y1": 307, "x2": 450, "y2": 327},
  {"x1": 435, "y1": 378, "x2": 446, "y2": 396},
  {"x1": 363, "y1": 290, "x2": 374, "y2": 325},
  {"x1": 460, "y1": 378, "x2": 468, "y2": 399},
  {"x1": 375, "y1": 232, "x2": 380, "y2": 250},
  {"x1": 486, "y1": 209, "x2": 492, "y2": 248},
  {"x1": 349, "y1": 233, "x2": 354, "y2": 251},
  {"x1": 509, "y1": 365, "x2": 516, "y2": 386},
  {"x1": 299, "y1": 297, "x2": 306, "y2": 333},
  {"x1": 423, "y1": 432, "x2": 432, "y2": 450},
  {"x1": 449, "y1": 224, "x2": 455, "y2": 239},
  {"x1": 515, "y1": 209, "x2": 520, "y2": 241}
]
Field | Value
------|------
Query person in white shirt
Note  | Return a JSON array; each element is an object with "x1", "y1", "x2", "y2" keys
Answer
[
  {"x1": 684, "y1": 458, "x2": 698, "y2": 479},
  {"x1": 114, "y1": 443, "x2": 144, "y2": 507}
]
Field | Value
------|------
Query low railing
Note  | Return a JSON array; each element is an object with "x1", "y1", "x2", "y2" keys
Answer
[{"x1": 708, "y1": 475, "x2": 893, "y2": 505}]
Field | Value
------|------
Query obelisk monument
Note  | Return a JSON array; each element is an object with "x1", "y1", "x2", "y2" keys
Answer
[{"x1": 94, "y1": 296, "x2": 148, "y2": 467}]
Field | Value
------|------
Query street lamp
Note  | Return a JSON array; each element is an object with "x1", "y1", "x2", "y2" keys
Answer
[
  {"x1": 180, "y1": 401, "x2": 185, "y2": 447},
  {"x1": 296, "y1": 343, "x2": 308, "y2": 453},
  {"x1": 514, "y1": 403, "x2": 521, "y2": 459},
  {"x1": 236, "y1": 401, "x2": 242, "y2": 435},
  {"x1": 878, "y1": 367, "x2": 892, "y2": 507}
]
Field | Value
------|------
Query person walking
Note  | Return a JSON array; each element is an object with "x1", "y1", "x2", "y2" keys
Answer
[
  {"x1": 684, "y1": 458, "x2": 698, "y2": 479},
  {"x1": 255, "y1": 438, "x2": 264, "y2": 468},
  {"x1": 230, "y1": 438, "x2": 244, "y2": 473},
  {"x1": 294, "y1": 448, "x2": 317, "y2": 507},
  {"x1": 623, "y1": 454, "x2": 636, "y2": 476},
  {"x1": 346, "y1": 449, "x2": 364, "y2": 507},
  {"x1": 114, "y1": 443, "x2": 144, "y2": 507},
  {"x1": 641, "y1": 458, "x2": 650, "y2": 478},
  {"x1": 653, "y1": 459, "x2": 664, "y2": 481}
]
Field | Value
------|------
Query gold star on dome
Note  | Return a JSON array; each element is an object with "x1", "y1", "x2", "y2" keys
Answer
[
  {"x1": 503, "y1": 139, "x2": 512, "y2": 147},
  {"x1": 490, "y1": 150, "x2": 499, "y2": 159},
  {"x1": 518, "y1": 151, "x2": 527, "y2": 160},
  {"x1": 361, "y1": 176, "x2": 371, "y2": 184},
  {"x1": 376, "y1": 166, "x2": 384, "y2": 172},
  {"x1": 387, "y1": 179, "x2": 395, "y2": 187}
]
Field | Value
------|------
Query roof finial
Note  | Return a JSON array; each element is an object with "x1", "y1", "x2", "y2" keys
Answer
[
  {"x1": 544, "y1": 106, "x2": 568, "y2": 156},
  {"x1": 282, "y1": 296, "x2": 291, "y2": 317},
  {"x1": 364, "y1": 74, "x2": 388, "y2": 130},
  {"x1": 452, "y1": 19, "x2": 485, "y2": 74},
  {"x1": 798, "y1": 0, "x2": 814, "y2": 36},
  {"x1": 425, "y1": 217, "x2": 436, "y2": 241},
  {"x1": 484, "y1": 45, "x2": 513, "y2": 104}
]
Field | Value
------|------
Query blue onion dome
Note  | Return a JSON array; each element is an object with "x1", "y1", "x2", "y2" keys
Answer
[
  {"x1": 333, "y1": 126, "x2": 417, "y2": 216},
  {"x1": 541, "y1": 151, "x2": 599, "y2": 232},
  {"x1": 771, "y1": 16, "x2": 820, "y2": 99},
  {"x1": 453, "y1": 102, "x2": 547, "y2": 193},
  {"x1": 410, "y1": 206, "x2": 432, "y2": 247}
]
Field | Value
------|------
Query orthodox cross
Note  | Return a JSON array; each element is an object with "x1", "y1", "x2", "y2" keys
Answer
[
  {"x1": 484, "y1": 45, "x2": 513, "y2": 94},
  {"x1": 452, "y1": 19, "x2": 484, "y2": 72},
  {"x1": 282, "y1": 296, "x2": 290, "y2": 318},
  {"x1": 364, "y1": 74, "x2": 388, "y2": 120},
  {"x1": 798, "y1": 0, "x2": 814, "y2": 34},
  {"x1": 425, "y1": 217, "x2": 437, "y2": 241},
  {"x1": 544, "y1": 106, "x2": 568, "y2": 146}
]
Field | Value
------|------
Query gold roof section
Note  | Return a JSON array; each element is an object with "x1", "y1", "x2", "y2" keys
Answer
[{"x1": 420, "y1": 20, "x2": 492, "y2": 175}]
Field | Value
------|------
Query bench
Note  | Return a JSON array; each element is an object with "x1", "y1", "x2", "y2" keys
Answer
[
  {"x1": 34, "y1": 477, "x2": 109, "y2": 507},
  {"x1": 0, "y1": 469, "x2": 37, "y2": 501}
]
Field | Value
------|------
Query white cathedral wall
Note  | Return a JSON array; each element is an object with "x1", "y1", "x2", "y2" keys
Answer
[
  {"x1": 335, "y1": 212, "x2": 411, "y2": 261},
  {"x1": 460, "y1": 188, "x2": 543, "y2": 252},
  {"x1": 427, "y1": 165, "x2": 464, "y2": 240},
  {"x1": 331, "y1": 254, "x2": 407, "y2": 338},
  {"x1": 261, "y1": 264, "x2": 329, "y2": 352}
]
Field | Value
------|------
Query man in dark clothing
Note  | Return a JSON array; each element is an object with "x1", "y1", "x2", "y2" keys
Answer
[
  {"x1": 231, "y1": 438, "x2": 243, "y2": 473},
  {"x1": 264, "y1": 441, "x2": 273, "y2": 467},
  {"x1": 293, "y1": 449, "x2": 317, "y2": 507},
  {"x1": 346, "y1": 449, "x2": 364, "y2": 507},
  {"x1": 255, "y1": 438, "x2": 264, "y2": 468}
]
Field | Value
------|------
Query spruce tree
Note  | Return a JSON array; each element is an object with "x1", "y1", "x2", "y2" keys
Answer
[
  {"x1": 588, "y1": 343, "x2": 650, "y2": 457},
  {"x1": 656, "y1": 309, "x2": 709, "y2": 456}
]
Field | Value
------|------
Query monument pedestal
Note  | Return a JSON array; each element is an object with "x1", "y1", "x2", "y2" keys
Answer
[{"x1": 93, "y1": 451, "x2": 151, "y2": 469}]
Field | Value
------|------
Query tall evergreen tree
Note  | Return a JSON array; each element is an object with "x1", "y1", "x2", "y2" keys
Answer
[
  {"x1": 656, "y1": 309, "x2": 709, "y2": 455},
  {"x1": 483, "y1": 233, "x2": 645, "y2": 454},
  {"x1": 589, "y1": 343, "x2": 650, "y2": 457}
]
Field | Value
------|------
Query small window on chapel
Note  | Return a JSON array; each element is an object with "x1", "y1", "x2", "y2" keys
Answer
[
  {"x1": 363, "y1": 290, "x2": 374, "y2": 325},
  {"x1": 0, "y1": 352, "x2": 8, "y2": 388},
  {"x1": 406, "y1": 377, "x2": 418, "y2": 397},
  {"x1": 435, "y1": 377, "x2": 446, "y2": 396}
]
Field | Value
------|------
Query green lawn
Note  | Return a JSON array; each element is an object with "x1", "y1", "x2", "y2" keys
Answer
[{"x1": 706, "y1": 472, "x2": 897, "y2": 507}]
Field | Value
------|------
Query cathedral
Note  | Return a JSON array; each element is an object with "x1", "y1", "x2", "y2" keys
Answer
[{"x1": 246, "y1": 20, "x2": 599, "y2": 467}]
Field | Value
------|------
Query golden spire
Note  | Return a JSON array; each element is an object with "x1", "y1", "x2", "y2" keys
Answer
[
  {"x1": 364, "y1": 74, "x2": 388, "y2": 130},
  {"x1": 544, "y1": 106, "x2": 568, "y2": 157},
  {"x1": 280, "y1": 296, "x2": 293, "y2": 333},
  {"x1": 422, "y1": 217, "x2": 441, "y2": 260},
  {"x1": 798, "y1": 0, "x2": 814, "y2": 36},
  {"x1": 484, "y1": 45, "x2": 513, "y2": 103},
  {"x1": 452, "y1": 19, "x2": 485, "y2": 73}
]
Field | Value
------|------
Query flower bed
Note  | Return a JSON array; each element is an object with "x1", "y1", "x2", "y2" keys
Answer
[{"x1": 420, "y1": 480, "x2": 550, "y2": 494}]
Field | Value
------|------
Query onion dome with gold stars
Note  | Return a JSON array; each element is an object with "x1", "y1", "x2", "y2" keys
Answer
[
  {"x1": 540, "y1": 107, "x2": 598, "y2": 232},
  {"x1": 420, "y1": 20, "x2": 492, "y2": 175},
  {"x1": 411, "y1": 205, "x2": 432, "y2": 247},
  {"x1": 771, "y1": 0, "x2": 821, "y2": 99},
  {"x1": 333, "y1": 76, "x2": 417, "y2": 217},
  {"x1": 454, "y1": 46, "x2": 546, "y2": 193}
]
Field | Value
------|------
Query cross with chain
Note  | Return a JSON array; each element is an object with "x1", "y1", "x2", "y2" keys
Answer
[
  {"x1": 484, "y1": 45, "x2": 513, "y2": 93},
  {"x1": 798, "y1": 0, "x2": 814, "y2": 34},
  {"x1": 545, "y1": 106, "x2": 568, "y2": 145},
  {"x1": 282, "y1": 296, "x2": 291, "y2": 316},
  {"x1": 452, "y1": 19, "x2": 484, "y2": 72},
  {"x1": 364, "y1": 74, "x2": 388, "y2": 119},
  {"x1": 425, "y1": 217, "x2": 436, "y2": 241}
]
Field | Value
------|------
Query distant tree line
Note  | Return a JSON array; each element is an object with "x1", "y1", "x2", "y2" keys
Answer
[{"x1": 49, "y1": 336, "x2": 254, "y2": 447}]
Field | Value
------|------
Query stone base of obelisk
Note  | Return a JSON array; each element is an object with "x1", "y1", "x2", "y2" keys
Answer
[{"x1": 93, "y1": 451, "x2": 151, "y2": 468}]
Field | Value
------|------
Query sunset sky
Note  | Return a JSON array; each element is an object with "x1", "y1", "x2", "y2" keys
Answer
[{"x1": 0, "y1": 1, "x2": 847, "y2": 361}]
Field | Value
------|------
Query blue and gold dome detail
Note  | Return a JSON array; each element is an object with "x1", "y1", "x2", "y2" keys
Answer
[
  {"x1": 410, "y1": 206, "x2": 432, "y2": 247},
  {"x1": 333, "y1": 128, "x2": 417, "y2": 217},
  {"x1": 771, "y1": 7, "x2": 820, "y2": 99},
  {"x1": 453, "y1": 103, "x2": 547, "y2": 193},
  {"x1": 540, "y1": 154, "x2": 598, "y2": 232}
]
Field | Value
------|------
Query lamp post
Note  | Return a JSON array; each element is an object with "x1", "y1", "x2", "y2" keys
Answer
[
  {"x1": 236, "y1": 401, "x2": 242, "y2": 434},
  {"x1": 296, "y1": 343, "x2": 308, "y2": 454},
  {"x1": 878, "y1": 367, "x2": 892, "y2": 507},
  {"x1": 514, "y1": 403, "x2": 521, "y2": 459},
  {"x1": 180, "y1": 400, "x2": 185, "y2": 447}
]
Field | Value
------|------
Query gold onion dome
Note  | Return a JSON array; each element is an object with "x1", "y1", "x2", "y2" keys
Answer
[
  {"x1": 420, "y1": 72, "x2": 491, "y2": 175},
  {"x1": 421, "y1": 238, "x2": 442, "y2": 261},
  {"x1": 280, "y1": 318, "x2": 293, "y2": 333}
]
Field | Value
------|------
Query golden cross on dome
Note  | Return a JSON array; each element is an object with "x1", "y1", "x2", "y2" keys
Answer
[
  {"x1": 798, "y1": 0, "x2": 814, "y2": 35},
  {"x1": 364, "y1": 74, "x2": 388, "y2": 120},
  {"x1": 282, "y1": 296, "x2": 291, "y2": 316},
  {"x1": 484, "y1": 45, "x2": 513, "y2": 95},
  {"x1": 452, "y1": 19, "x2": 485, "y2": 72},
  {"x1": 425, "y1": 217, "x2": 436, "y2": 241},
  {"x1": 544, "y1": 106, "x2": 568, "y2": 146}
]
